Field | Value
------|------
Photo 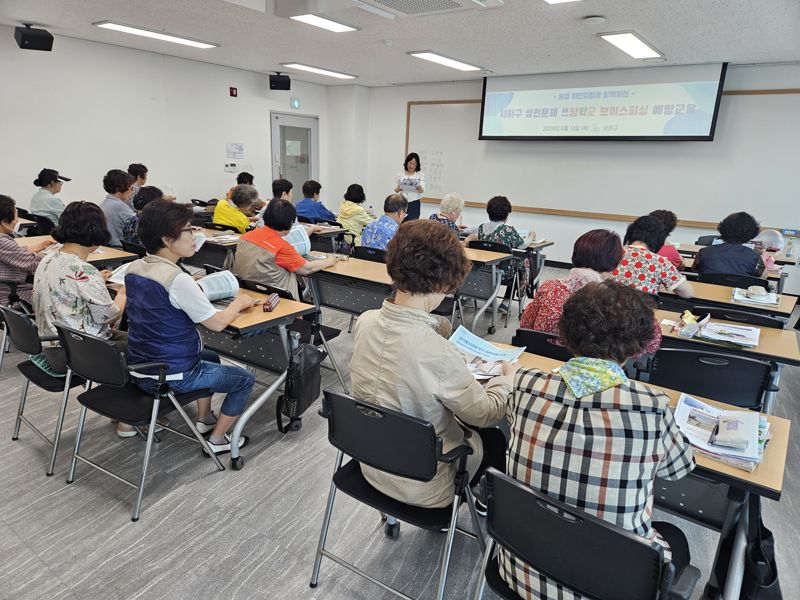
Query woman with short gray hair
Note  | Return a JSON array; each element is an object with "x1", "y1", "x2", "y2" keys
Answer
[{"x1": 428, "y1": 192, "x2": 464, "y2": 232}]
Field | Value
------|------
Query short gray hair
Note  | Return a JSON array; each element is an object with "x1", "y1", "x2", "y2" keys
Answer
[
  {"x1": 230, "y1": 184, "x2": 258, "y2": 208},
  {"x1": 440, "y1": 192, "x2": 464, "y2": 216}
]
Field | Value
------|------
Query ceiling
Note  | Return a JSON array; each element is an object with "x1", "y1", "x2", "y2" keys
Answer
[{"x1": 2, "y1": 0, "x2": 799, "y2": 87}]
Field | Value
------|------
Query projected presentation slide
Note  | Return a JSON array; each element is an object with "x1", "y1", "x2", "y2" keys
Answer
[{"x1": 480, "y1": 64, "x2": 726, "y2": 141}]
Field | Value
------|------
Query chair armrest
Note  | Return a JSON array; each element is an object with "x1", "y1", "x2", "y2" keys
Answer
[
  {"x1": 664, "y1": 565, "x2": 701, "y2": 600},
  {"x1": 127, "y1": 361, "x2": 169, "y2": 385},
  {"x1": 437, "y1": 444, "x2": 473, "y2": 464}
]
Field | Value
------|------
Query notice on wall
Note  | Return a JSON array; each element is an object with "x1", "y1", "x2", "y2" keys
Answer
[{"x1": 226, "y1": 142, "x2": 245, "y2": 160}]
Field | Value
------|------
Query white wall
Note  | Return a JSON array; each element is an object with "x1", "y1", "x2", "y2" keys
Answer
[
  {"x1": 358, "y1": 66, "x2": 800, "y2": 292},
  {"x1": 325, "y1": 85, "x2": 370, "y2": 208},
  {"x1": 0, "y1": 25, "x2": 329, "y2": 207}
]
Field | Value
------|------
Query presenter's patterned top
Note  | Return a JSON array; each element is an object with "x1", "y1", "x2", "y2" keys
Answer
[{"x1": 610, "y1": 244, "x2": 686, "y2": 295}]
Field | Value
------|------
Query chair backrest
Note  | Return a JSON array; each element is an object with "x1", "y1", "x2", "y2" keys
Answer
[
  {"x1": 695, "y1": 235, "x2": 719, "y2": 246},
  {"x1": 121, "y1": 240, "x2": 146, "y2": 258},
  {"x1": 511, "y1": 329, "x2": 573, "y2": 362},
  {"x1": 190, "y1": 213, "x2": 213, "y2": 227},
  {"x1": 0, "y1": 306, "x2": 43, "y2": 354},
  {"x1": 484, "y1": 468, "x2": 666, "y2": 600},
  {"x1": 323, "y1": 391, "x2": 441, "y2": 482},
  {"x1": 54, "y1": 323, "x2": 129, "y2": 386},
  {"x1": 699, "y1": 272, "x2": 771, "y2": 292},
  {"x1": 190, "y1": 198, "x2": 209, "y2": 207},
  {"x1": 690, "y1": 305, "x2": 784, "y2": 329},
  {"x1": 239, "y1": 278, "x2": 294, "y2": 300},
  {"x1": 16, "y1": 207, "x2": 32, "y2": 219},
  {"x1": 207, "y1": 222, "x2": 238, "y2": 233},
  {"x1": 296, "y1": 215, "x2": 313, "y2": 224},
  {"x1": 203, "y1": 263, "x2": 225, "y2": 275},
  {"x1": 648, "y1": 348, "x2": 772, "y2": 409},
  {"x1": 33, "y1": 214, "x2": 55, "y2": 235},
  {"x1": 353, "y1": 246, "x2": 387, "y2": 263},
  {"x1": 468, "y1": 240, "x2": 512, "y2": 254}
]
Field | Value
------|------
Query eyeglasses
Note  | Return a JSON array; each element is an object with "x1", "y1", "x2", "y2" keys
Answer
[{"x1": 180, "y1": 226, "x2": 193, "y2": 235}]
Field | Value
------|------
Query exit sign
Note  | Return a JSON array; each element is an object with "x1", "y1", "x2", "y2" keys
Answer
[{"x1": 290, "y1": 97, "x2": 300, "y2": 110}]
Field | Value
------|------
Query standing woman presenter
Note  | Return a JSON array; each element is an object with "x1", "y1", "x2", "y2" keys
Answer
[{"x1": 393, "y1": 152, "x2": 425, "y2": 221}]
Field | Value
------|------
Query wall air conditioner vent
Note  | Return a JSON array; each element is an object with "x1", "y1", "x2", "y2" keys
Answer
[{"x1": 367, "y1": 0, "x2": 464, "y2": 16}]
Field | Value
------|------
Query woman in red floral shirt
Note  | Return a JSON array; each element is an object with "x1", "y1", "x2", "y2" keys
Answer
[
  {"x1": 521, "y1": 229, "x2": 663, "y2": 354},
  {"x1": 611, "y1": 215, "x2": 693, "y2": 298}
]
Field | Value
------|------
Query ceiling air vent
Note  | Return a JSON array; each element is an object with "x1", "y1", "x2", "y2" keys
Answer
[{"x1": 368, "y1": 0, "x2": 465, "y2": 16}]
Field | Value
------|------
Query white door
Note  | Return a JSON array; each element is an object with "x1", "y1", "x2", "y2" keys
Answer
[{"x1": 270, "y1": 113, "x2": 319, "y2": 196}]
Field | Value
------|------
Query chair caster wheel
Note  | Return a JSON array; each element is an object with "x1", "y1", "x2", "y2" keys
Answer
[
  {"x1": 290, "y1": 418, "x2": 302, "y2": 432},
  {"x1": 11, "y1": 436, "x2": 18, "y2": 441},
  {"x1": 385, "y1": 521, "x2": 400, "y2": 538},
  {"x1": 488, "y1": 326, "x2": 496, "y2": 334},
  {"x1": 230, "y1": 456, "x2": 245, "y2": 470}
]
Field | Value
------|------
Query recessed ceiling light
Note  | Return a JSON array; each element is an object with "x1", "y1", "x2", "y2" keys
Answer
[
  {"x1": 600, "y1": 32, "x2": 662, "y2": 59},
  {"x1": 408, "y1": 51, "x2": 481, "y2": 72},
  {"x1": 289, "y1": 14, "x2": 357, "y2": 32},
  {"x1": 543, "y1": 0, "x2": 583, "y2": 4},
  {"x1": 282, "y1": 63, "x2": 356, "y2": 79},
  {"x1": 93, "y1": 21, "x2": 218, "y2": 49}
]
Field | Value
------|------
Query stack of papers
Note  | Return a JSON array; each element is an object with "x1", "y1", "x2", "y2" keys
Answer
[
  {"x1": 732, "y1": 288, "x2": 780, "y2": 307},
  {"x1": 449, "y1": 325, "x2": 524, "y2": 380},
  {"x1": 698, "y1": 322, "x2": 760, "y2": 348},
  {"x1": 207, "y1": 234, "x2": 240, "y2": 244},
  {"x1": 674, "y1": 394, "x2": 770, "y2": 472}
]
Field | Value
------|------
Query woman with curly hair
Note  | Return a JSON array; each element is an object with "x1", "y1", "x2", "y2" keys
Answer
[
  {"x1": 695, "y1": 211, "x2": 765, "y2": 277},
  {"x1": 350, "y1": 220, "x2": 518, "y2": 508},
  {"x1": 502, "y1": 281, "x2": 695, "y2": 600}
]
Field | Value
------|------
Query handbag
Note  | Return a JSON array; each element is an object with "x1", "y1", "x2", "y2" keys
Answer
[
  {"x1": 276, "y1": 340, "x2": 325, "y2": 433},
  {"x1": 740, "y1": 495, "x2": 782, "y2": 599}
]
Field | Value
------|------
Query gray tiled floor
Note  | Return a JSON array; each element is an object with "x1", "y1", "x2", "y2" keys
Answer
[{"x1": 1, "y1": 268, "x2": 797, "y2": 599}]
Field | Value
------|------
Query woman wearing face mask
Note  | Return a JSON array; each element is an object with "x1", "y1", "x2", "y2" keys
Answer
[{"x1": 0, "y1": 195, "x2": 54, "y2": 307}]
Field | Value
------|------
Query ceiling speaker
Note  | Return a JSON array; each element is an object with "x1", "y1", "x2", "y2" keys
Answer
[
  {"x1": 270, "y1": 74, "x2": 291, "y2": 90},
  {"x1": 14, "y1": 25, "x2": 53, "y2": 51}
]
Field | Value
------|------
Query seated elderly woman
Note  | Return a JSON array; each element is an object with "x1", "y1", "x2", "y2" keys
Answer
[
  {"x1": 350, "y1": 219, "x2": 518, "y2": 509},
  {"x1": 611, "y1": 215, "x2": 693, "y2": 298},
  {"x1": 122, "y1": 185, "x2": 164, "y2": 246},
  {"x1": 502, "y1": 281, "x2": 695, "y2": 599},
  {"x1": 428, "y1": 192, "x2": 465, "y2": 233},
  {"x1": 465, "y1": 195, "x2": 535, "y2": 249},
  {"x1": 521, "y1": 229, "x2": 661, "y2": 354},
  {"x1": 0, "y1": 194, "x2": 53, "y2": 307},
  {"x1": 695, "y1": 211, "x2": 765, "y2": 277}
]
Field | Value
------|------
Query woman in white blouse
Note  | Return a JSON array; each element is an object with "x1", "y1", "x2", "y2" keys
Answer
[{"x1": 393, "y1": 152, "x2": 425, "y2": 221}]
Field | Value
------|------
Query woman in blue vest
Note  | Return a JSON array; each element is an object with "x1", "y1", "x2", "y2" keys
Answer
[{"x1": 125, "y1": 199, "x2": 258, "y2": 454}]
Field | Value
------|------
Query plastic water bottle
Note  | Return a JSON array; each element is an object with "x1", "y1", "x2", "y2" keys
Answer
[
  {"x1": 785, "y1": 239, "x2": 794, "y2": 258},
  {"x1": 368, "y1": 204, "x2": 375, "y2": 217}
]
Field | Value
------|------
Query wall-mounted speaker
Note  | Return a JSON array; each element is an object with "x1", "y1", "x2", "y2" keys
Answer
[
  {"x1": 14, "y1": 26, "x2": 54, "y2": 51},
  {"x1": 269, "y1": 74, "x2": 291, "y2": 90}
]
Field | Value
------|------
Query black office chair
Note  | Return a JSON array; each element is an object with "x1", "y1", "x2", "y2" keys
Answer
[
  {"x1": 310, "y1": 391, "x2": 484, "y2": 600},
  {"x1": 121, "y1": 240, "x2": 146, "y2": 258},
  {"x1": 511, "y1": 328, "x2": 573, "y2": 362},
  {"x1": 695, "y1": 235, "x2": 719, "y2": 246},
  {"x1": 206, "y1": 222, "x2": 239, "y2": 233},
  {"x1": 1, "y1": 306, "x2": 87, "y2": 476},
  {"x1": 190, "y1": 198, "x2": 209, "y2": 207},
  {"x1": 473, "y1": 468, "x2": 700, "y2": 600},
  {"x1": 33, "y1": 214, "x2": 56, "y2": 236},
  {"x1": 467, "y1": 240, "x2": 517, "y2": 328},
  {"x1": 191, "y1": 213, "x2": 214, "y2": 227},
  {"x1": 699, "y1": 272, "x2": 772, "y2": 292},
  {"x1": 16, "y1": 207, "x2": 32, "y2": 219},
  {"x1": 647, "y1": 348, "x2": 777, "y2": 410},
  {"x1": 55, "y1": 324, "x2": 225, "y2": 521},
  {"x1": 296, "y1": 215, "x2": 313, "y2": 224},
  {"x1": 689, "y1": 305, "x2": 784, "y2": 329},
  {"x1": 353, "y1": 246, "x2": 387, "y2": 263}
]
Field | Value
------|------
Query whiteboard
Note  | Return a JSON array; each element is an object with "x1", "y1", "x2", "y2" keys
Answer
[{"x1": 408, "y1": 93, "x2": 799, "y2": 226}]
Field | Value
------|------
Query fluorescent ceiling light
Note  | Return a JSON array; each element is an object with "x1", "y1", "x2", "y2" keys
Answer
[
  {"x1": 543, "y1": 0, "x2": 583, "y2": 3},
  {"x1": 352, "y1": 0, "x2": 396, "y2": 19},
  {"x1": 290, "y1": 14, "x2": 357, "y2": 32},
  {"x1": 282, "y1": 63, "x2": 356, "y2": 79},
  {"x1": 600, "y1": 32, "x2": 661, "y2": 59},
  {"x1": 93, "y1": 21, "x2": 217, "y2": 49},
  {"x1": 408, "y1": 51, "x2": 481, "y2": 72}
]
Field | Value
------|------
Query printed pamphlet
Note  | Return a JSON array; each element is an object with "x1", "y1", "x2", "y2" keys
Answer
[{"x1": 449, "y1": 325, "x2": 524, "y2": 380}]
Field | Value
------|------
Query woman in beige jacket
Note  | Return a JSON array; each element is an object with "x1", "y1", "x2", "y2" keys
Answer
[{"x1": 350, "y1": 219, "x2": 518, "y2": 508}]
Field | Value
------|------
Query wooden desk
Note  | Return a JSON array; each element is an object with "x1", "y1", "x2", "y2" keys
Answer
[
  {"x1": 678, "y1": 243, "x2": 797, "y2": 266},
  {"x1": 15, "y1": 236, "x2": 137, "y2": 267},
  {"x1": 227, "y1": 288, "x2": 317, "y2": 334},
  {"x1": 463, "y1": 247, "x2": 510, "y2": 265},
  {"x1": 660, "y1": 281, "x2": 797, "y2": 319},
  {"x1": 309, "y1": 257, "x2": 394, "y2": 318},
  {"x1": 320, "y1": 257, "x2": 392, "y2": 285},
  {"x1": 514, "y1": 351, "x2": 789, "y2": 500},
  {"x1": 655, "y1": 309, "x2": 800, "y2": 367}
]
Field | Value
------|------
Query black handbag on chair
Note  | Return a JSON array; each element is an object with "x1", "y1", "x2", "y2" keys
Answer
[
  {"x1": 276, "y1": 338, "x2": 325, "y2": 433},
  {"x1": 741, "y1": 495, "x2": 782, "y2": 599}
]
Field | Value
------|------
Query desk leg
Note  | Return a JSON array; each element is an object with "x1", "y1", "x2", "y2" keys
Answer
[
  {"x1": 228, "y1": 326, "x2": 291, "y2": 469},
  {"x1": 470, "y1": 265, "x2": 502, "y2": 334},
  {"x1": 764, "y1": 364, "x2": 782, "y2": 415},
  {"x1": 722, "y1": 492, "x2": 749, "y2": 600}
]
